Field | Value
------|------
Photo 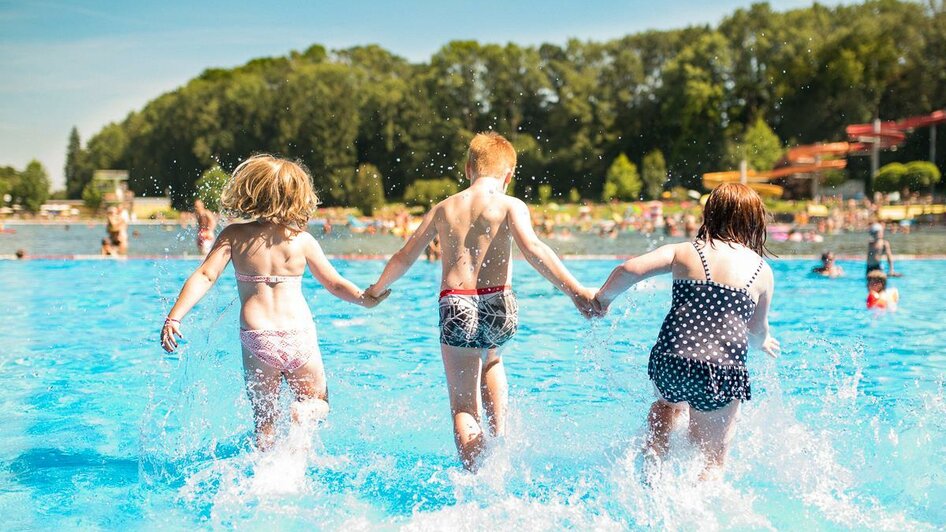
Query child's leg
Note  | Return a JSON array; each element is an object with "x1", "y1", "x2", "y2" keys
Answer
[
  {"x1": 645, "y1": 392, "x2": 687, "y2": 458},
  {"x1": 480, "y1": 349, "x2": 507, "y2": 438},
  {"x1": 687, "y1": 399, "x2": 740, "y2": 480},
  {"x1": 285, "y1": 354, "x2": 330, "y2": 428},
  {"x1": 441, "y1": 345, "x2": 486, "y2": 470},
  {"x1": 242, "y1": 348, "x2": 283, "y2": 451}
]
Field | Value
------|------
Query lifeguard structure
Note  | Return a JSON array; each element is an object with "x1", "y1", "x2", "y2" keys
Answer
[{"x1": 702, "y1": 110, "x2": 945, "y2": 198}]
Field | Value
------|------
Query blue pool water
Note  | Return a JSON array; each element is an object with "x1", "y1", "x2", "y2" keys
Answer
[{"x1": 1, "y1": 258, "x2": 944, "y2": 529}]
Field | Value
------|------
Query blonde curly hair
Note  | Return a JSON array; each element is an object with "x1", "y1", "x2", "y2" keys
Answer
[{"x1": 220, "y1": 154, "x2": 320, "y2": 230}]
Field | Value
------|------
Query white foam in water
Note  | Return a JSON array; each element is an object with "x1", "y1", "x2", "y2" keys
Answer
[
  {"x1": 331, "y1": 317, "x2": 368, "y2": 328},
  {"x1": 402, "y1": 498, "x2": 623, "y2": 531},
  {"x1": 139, "y1": 270, "x2": 944, "y2": 529},
  {"x1": 734, "y1": 352, "x2": 928, "y2": 530}
]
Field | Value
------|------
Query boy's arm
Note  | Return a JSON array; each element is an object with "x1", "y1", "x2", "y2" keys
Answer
[
  {"x1": 507, "y1": 200, "x2": 596, "y2": 314},
  {"x1": 594, "y1": 244, "x2": 676, "y2": 310},
  {"x1": 162, "y1": 229, "x2": 233, "y2": 351},
  {"x1": 885, "y1": 241, "x2": 897, "y2": 274},
  {"x1": 747, "y1": 265, "x2": 780, "y2": 357},
  {"x1": 366, "y1": 206, "x2": 439, "y2": 296},
  {"x1": 304, "y1": 234, "x2": 388, "y2": 307}
]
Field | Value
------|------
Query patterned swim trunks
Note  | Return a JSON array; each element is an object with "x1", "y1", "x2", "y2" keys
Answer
[{"x1": 438, "y1": 286, "x2": 518, "y2": 349}]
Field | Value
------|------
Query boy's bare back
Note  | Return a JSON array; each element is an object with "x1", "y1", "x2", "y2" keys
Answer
[
  {"x1": 367, "y1": 131, "x2": 597, "y2": 317},
  {"x1": 431, "y1": 186, "x2": 520, "y2": 291}
]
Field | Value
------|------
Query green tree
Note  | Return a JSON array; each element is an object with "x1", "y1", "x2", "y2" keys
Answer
[
  {"x1": 0, "y1": 165, "x2": 17, "y2": 203},
  {"x1": 724, "y1": 117, "x2": 783, "y2": 171},
  {"x1": 194, "y1": 166, "x2": 229, "y2": 212},
  {"x1": 658, "y1": 31, "x2": 732, "y2": 187},
  {"x1": 74, "y1": 2, "x2": 946, "y2": 209},
  {"x1": 346, "y1": 163, "x2": 386, "y2": 215},
  {"x1": 12, "y1": 160, "x2": 50, "y2": 212},
  {"x1": 81, "y1": 181, "x2": 103, "y2": 211},
  {"x1": 65, "y1": 127, "x2": 86, "y2": 198},
  {"x1": 641, "y1": 149, "x2": 667, "y2": 199},
  {"x1": 403, "y1": 178, "x2": 459, "y2": 206},
  {"x1": 601, "y1": 153, "x2": 642, "y2": 201},
  {"x1": 820, "y1": 169, "x2": 847, "y2": 189},
  {"x1": 873, "y1": 162, "x2": 906, "y2": 192},
  {"x1": 537, "y1": 184, "x2": 553, "y2": 204},
  {"x1": 901, "y1": 161, "x2": 942, "y2": 191},
  {"x1": 568, "y1": 187, "x2": 581, "y2": 203}
]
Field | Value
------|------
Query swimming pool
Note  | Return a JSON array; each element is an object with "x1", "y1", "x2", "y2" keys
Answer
[{"x1": 2, "y1": 258, "x2": 943, "y2": 529}]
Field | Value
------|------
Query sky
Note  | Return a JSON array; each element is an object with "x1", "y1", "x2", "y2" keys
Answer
[{"x1": 0, "y1": 0, "x2": 850, "y2": 189}]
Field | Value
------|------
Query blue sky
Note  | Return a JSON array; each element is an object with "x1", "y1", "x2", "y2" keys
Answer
[{"x1": 0, "y1": 0, "x2": 847, "y2": 188}]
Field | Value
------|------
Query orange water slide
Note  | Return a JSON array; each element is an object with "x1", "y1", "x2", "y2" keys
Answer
[{"x1": 896, "y1": 109, "x2": 946, "y2": 130}]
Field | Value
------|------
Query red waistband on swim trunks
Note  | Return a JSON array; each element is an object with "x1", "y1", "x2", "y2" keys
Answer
[{"x1": 439, "y1": 285, "x2": 511, "y2": 299}]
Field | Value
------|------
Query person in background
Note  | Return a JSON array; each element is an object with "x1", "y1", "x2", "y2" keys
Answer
[
  {"x1": 14, "y1": 248, "x2": 26, "y2": 259},
  {"x1": 812, "y1": 251, "x2": 843, "y2": 277},
  {"x1": 101, "y1": 238, "x2": 114, "y2": 256},
  {"x1": 194, "y1": 199, "x2": 217, "y2": 255},
  {"x1": 866, "y1": 222, "x2": 900, "y2": 277},
  {"x1": 866, "y1": 270, "x2": 899, "y2": 310},
  {"x1": 425, "y1": 235, "x2": 441, "y2": 262},
  {"x1": 684, "y1": 214, "x2": 699, "y2": 238},
  {"x1": 106, "y1": 206, "x2": 128, "y2": 255}
]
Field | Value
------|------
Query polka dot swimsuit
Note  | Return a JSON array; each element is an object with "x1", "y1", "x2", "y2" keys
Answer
[{"x1": 647, "y1": 241, "x2": 764, "y2": 411}]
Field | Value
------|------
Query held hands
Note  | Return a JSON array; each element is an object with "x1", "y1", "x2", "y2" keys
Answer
[
  {"x1": 361, "y1": 284, "x2": 392, "y2": 308},
  {"x1": 571, "y1": 286, "x2": 604, "y2": 319},
  {"x1": 592, "y1": 291, "x2": 611, "y2": 317},
  {"x1": 161, "y1": 318, "x2": 183, "y2": 352}
]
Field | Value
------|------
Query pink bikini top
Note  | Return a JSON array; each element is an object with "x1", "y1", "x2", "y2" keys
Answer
[{"x1": 235, "y1": 272, "x2": 302, "y2": 284}]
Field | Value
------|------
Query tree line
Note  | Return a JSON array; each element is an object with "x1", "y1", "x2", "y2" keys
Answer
[{"x1": 62, "y1": 0, "x2": 946, "y2": 210}]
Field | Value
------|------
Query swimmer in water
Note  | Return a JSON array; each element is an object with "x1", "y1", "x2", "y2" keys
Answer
[
  {"x1": 160, "y1": 155, "x2": 388, "y2": 451},
  {"x1": 867, "y1": 223, "x2": 900, "y2": 277},
  {"x1": 812, "y1": 251, "x2": 844, "y2": 277},
  {"x1": 866, "y1": 270, "x2": 899, "y2": 310},
  {"x1": 594, "y1": 183, "x2": 780, "y2": 480},
  {"x1": 366, "y1": 132, "x2": 598, "y2": 470},
  {"x1": 105, "y1": 206, "x2": 128, "y2": 255}
]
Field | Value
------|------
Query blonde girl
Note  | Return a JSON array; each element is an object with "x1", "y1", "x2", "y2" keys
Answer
[{"x1": 160, "y1": 154, "x2": 388, "y2": 450}]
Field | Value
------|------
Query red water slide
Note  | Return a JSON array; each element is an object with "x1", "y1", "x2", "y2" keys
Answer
[{"x1": 702, "y1": 110, "x2": 945, "y2": 194}]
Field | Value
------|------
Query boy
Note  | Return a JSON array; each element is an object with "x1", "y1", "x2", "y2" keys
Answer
[
  {"x1": 366, "y1": 132, "x2": 598, "y2": 470},
  {"x1": 866, "y1": 270, "x2": 899, "y2": 310},
  {"x1": 866, "y1": 223, "x2": 899, "y2": 277}
]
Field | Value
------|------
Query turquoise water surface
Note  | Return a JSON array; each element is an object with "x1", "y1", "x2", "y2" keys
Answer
[{"x1": 1, "y1": 258, "x2": 944, "y2": 529}]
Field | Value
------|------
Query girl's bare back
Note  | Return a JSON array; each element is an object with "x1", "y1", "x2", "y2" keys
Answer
[{"x1": 227, "y1": 221, "x2": 315, "y2": 331}]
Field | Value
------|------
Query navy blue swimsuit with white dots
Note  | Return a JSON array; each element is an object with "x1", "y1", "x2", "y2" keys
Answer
[{"x1": 647, "y1": 241, "x2": 765, "y2": 412}]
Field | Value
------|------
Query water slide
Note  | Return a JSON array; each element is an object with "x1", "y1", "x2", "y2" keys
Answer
[{"x1": 702, "y1": 110, "x2": 946, "y2": 196}]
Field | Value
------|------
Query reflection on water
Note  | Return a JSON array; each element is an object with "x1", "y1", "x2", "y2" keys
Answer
[{"x1": 0, "y1": 259, "x2": 943, "y2": 528}]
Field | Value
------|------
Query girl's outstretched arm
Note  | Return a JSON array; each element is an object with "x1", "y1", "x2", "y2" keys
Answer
[
  {"x1": 161, "y1": 229, "x2": 234, "y2": 352},
  {"x1": 366, "y1": 206, "x2": 439, "y2": 297},
  {"x1": 747, "y1": 265, "x2": 780, "y2": 357},
  {"x1": 594, "y1": 244, "x2": 677, "y2": 313},
  {"x1": 303, "y1": 233, "x2": 389, "y2": 307}
]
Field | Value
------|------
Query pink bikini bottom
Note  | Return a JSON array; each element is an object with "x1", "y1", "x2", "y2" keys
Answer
[{"x1": 239, "y1": 326, "x2": 320, "y2": 372}]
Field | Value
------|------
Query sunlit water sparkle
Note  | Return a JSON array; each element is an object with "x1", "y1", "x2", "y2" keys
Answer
[{"x1": 1, "y1": 258, "x2": 944, "y2": 529}]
